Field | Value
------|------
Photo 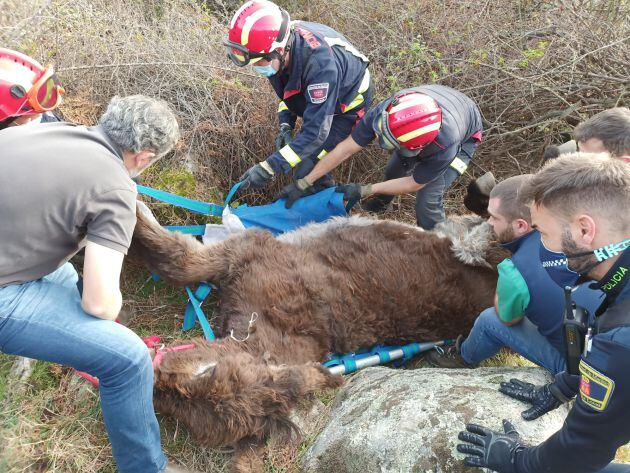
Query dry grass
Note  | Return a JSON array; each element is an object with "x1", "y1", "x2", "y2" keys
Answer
[{"x1": 1, "y1": 0, "x2": 628, "y2": 470}]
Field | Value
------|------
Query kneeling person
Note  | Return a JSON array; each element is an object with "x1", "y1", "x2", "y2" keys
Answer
[
  {"x1": 278, "y1": 84, "x2": 482, "y2": 230},
  {"x1": 427, "y1": 175, "x2": 602, "y2": 374}
]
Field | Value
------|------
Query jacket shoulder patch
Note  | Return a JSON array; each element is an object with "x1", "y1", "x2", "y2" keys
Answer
[
  {"x1": 307, "y1": 83, "x2": 329, "y2": 104},
  {"x1": 579, "y1": 359, "x2": 615, "y2": 411}
]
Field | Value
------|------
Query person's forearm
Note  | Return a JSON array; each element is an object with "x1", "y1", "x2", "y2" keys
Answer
[
  {"x1": 81, "y1": 290, "x2": 122, "y2": 320},
  {"x1": 305, "y1": 136, "x2": 363, "y2": 184},
  {"x1": 371, "y1": 176, "x2": 424, "y2": 196}
]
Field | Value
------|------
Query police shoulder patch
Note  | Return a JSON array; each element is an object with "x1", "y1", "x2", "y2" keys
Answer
[
  {"x1": 579, "y1": 359, "x2": 615, "y2": 411},
  {"x1": 307, "y1": 83, "x2": 329, "y2": 104}
]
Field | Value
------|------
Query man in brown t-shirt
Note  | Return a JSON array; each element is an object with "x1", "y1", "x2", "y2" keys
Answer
[{"x1": 0, "y1": 95, "x2": 188, "y2": 472}]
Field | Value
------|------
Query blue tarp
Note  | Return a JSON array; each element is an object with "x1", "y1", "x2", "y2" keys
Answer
[{"x1": 231, "y1": 187, "x2": 348, "y2": 235}]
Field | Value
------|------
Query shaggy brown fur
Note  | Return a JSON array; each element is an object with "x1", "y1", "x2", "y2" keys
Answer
[{"x1": 129, "y1": 212, "x2": 508, "y2": 472}]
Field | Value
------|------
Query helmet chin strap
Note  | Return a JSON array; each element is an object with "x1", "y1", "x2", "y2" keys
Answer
[
  {"x1": 0, "y1": 116, "x2": 17, "y2": 130},
  {"x1": 275, "y1": 33, "x2": 293, "y2": 71}
]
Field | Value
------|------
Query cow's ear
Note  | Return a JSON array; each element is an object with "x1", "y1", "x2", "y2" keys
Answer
[
  {"x1": 193, "y1": 361, "x2": 217, "y2": 378},
  {"x1": 464, "y1": 172, "x2": 496, "y2": 217}
]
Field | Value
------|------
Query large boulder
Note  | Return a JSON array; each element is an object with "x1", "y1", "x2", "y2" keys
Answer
[{"x1": 302, "y1": 366, "x2": 570, "y2": 473}]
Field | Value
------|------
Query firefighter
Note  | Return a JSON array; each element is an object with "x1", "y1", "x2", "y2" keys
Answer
[
  {"x1": 225, "y1": 0, "x2": 372, "y2": 191},
  {"x1": 277, "y1": 84, "x2": 483, "y2": 230}
]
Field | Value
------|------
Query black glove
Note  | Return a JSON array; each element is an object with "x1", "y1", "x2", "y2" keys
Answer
[
  {"x1": 239, "y1": 163, "x2": 274, "y2": 190},
  {"x1": 457, "y1": 420, "x2": 525, "y2": 473},
  {"x1": 275, "y1": 123, "x2": 293, "y2": 151},
  {"x1": 499, "y1": 378, "x2": 567, "y2": 421},
  {"x1": 335, "y1": 183, "x2": 374, "y2": 202},
  {"x1": 275, "y1": 178, "x2": 315, "y2": 209}
]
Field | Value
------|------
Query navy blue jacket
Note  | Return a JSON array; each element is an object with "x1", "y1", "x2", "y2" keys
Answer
[
  {"x1": 517, "y1": 247, "x2": 630, "y2": 473},
  {"x1": 266, "y1": 21, "x2": 370, "y2": 173},
  {"x1": 351, "y1": 84, "x2": 483, "y2": 184},
  {"x1": 502, "y1": 231, "x2": 603, "y2": 353}
]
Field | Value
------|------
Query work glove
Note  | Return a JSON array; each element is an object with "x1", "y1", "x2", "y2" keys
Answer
[
  {"x1": 239, "y1": 162, "x2": 274, "y2": 190},
  {"x1": 457, "y1": 420, "x2": 525, "y2": 473},
  {"x1": 335, "y1": 183, "x2": 374, "y2": 203},
  {"x1": 499, "y1": 378, "x2": 569, "y2": 421},
  {"x1": 275, "y1": 123, "x2": 294, "y2": 151},
  {"x1": 275, "y1": 178, "x2": 315, "y2": 209},
  {"x1": 463, "y1": 171, "x2": 496, "y2": 218}
]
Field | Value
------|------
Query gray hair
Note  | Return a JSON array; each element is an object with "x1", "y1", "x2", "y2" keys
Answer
[{"x1": 99, "y1": 95, "x2": 179, "y2": 156}]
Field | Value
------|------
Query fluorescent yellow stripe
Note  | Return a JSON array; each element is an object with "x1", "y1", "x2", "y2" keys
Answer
[
  {"x1": 278, "y1": 101, "x2": 289, "y2": 112},
  {"x1": 344, "y1": 94, "x2": 363, "y2": 113},
  {"x1": 397, "y1": 122, "x2": 441, "y2": 143},
  {"x1": 449, "y1": 157, "x2": 468, "y2": 175},
  {"x1": 389, "y1": 94, "x2": 432, "y2": 114},
  {"x1": 342, "y1": 69, "x2": 371, "y2": 113},
  {"x1": 259, "y1": 160, "x2": 275, "y2": 175},
  {"x1": 317, "y1": 149, "x2": 328, "y2": 160},
  {"x1": 241, "y1": 8, "x2": 272, "y2": 47},
  {"x1": 279, "y1": 144, "x2": 301, "y2": 167}
]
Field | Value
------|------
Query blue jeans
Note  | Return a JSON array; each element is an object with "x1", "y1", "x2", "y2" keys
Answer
[
  {"x1": 0, "y1": 263, "x2": 166, "y2": 473},
  {"x1": 460, "y1": 307, "x2": 566, "y2": 375}
]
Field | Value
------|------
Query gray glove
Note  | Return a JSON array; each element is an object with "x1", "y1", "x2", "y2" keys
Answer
[
  {"x1": 275, "y1": 123, "x2": 293, "y2": 151},
  {"x1": 239, "y1": 162, "x2": 274, "y2": 190},
  {"x1": 335, "y1": 183, "x2": 374, "y2": 202},
  {"x1": 275, "y1": 178, "x2": 315, "y2": 208}
]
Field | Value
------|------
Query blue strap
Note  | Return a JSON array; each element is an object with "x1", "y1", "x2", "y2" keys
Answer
[
  {"x1": 342, "y1": 357, "x2": 357, "y2": 373},
  {"x1": 164, "y1": 225, "x2": 207, "y2": 236},
  {"x1": 183, "y1": 283, "x2": 213, "y2": 330},
  {"x1": 223, "y1": 181, "x2": 243, "y2": 207},
  {"x1": 137, "y1": 185, "x2": 223, "y2": 216},
  {"x1": 377, "y1": 350, "x2": 391, "y2": 363},
  {"x1": 400, "y1": 343, "x2": 420, "y2": 362},
  {"x1": 185, "y1": 286, "x2": 215, "y2": 341}
]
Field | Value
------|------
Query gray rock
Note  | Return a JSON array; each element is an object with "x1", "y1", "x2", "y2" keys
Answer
[{"x1": 302, "y1": 366, "x2": 570, "y2": 473}]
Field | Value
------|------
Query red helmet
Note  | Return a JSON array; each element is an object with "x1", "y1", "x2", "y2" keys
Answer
[
  {"x1": 0, "y1": 48, "x2": 64, "y2": 123},
  {"x1": 225, "y1": 0, "x2": 290, "y2": 67},
  {"x1": 379, "y1": 91, "x2": 442, "y2": 153}
]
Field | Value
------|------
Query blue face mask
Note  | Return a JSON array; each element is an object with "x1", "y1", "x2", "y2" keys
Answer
[
  {"x1": 254, "y1": 64, "x2": 278, "y2": 77},
  {"x1": 540, "y1": 242, "x2": 580, "y2": 288},
  {"x1": 541, "y1": 238, "x2": 630, "y2": 288}
]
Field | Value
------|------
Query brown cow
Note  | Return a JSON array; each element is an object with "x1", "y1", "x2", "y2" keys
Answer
[{"x1": 129, "y1": 211, "x2": 508, "y2": 472}]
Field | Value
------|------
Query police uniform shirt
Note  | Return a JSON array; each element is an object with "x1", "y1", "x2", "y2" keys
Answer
[
  {"x1": 517, "y1": 247, "x2": 630, "y2": 473},
  {"x1": 351, "y1": 84, "x2": 482, "y2": 184}
]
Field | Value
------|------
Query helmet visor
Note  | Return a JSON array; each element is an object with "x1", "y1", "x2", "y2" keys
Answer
[
  {"x1": 224, "y1": 40, "x2": 267, "y2": 67},
  {"x1": 26, "y1": 66, "x2": 64, "y2": 113}
]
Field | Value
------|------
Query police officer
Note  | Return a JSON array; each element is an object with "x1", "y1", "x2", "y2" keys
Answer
[
  {"x1": 0, "y1": 47, "x2": 64, "y2": 130},
  {"x1": 427, "y1": 174, "x2": 603, "y2": 375},
  {"x1": 277, "y1": 84, "x2": 483, "y2": 230},
  {"x1": 456, "y1": 153, "x2": 630, "y2": 473},
  {"x1": 225, "y1": 0, "x2": 372, "y2": 191}
]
